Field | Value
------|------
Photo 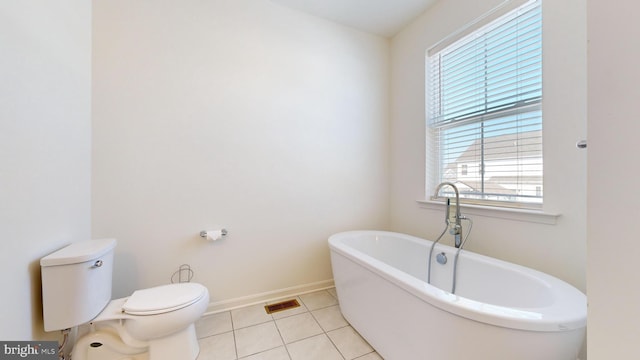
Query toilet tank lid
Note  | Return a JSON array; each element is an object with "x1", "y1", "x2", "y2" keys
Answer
[
  {"x1": 122, "y1": 283, "x2": 207, "y2": 315},
  {"x1": 40, "y1": 238, "x2": 117, "y2": 267}
]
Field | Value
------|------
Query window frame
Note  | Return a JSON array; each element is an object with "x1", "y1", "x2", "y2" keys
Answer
[{"x1": 426, "y1": 0, "x2": 543, "y2": 210}]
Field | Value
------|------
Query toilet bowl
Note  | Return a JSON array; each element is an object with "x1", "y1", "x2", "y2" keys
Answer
[
  {"x1": 72, "y1": 283, "x2": 209, "y2": 360},
  {"x1": 40, "y1": 239, "x2": 210, "y2": 360}
]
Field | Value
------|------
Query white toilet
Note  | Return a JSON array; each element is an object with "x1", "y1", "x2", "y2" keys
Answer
[{"x1": 40, "y1": 238, "x2": 209, "y2": 360}]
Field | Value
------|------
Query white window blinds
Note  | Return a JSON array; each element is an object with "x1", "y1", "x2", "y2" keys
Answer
[{"x1": 427, "y1": 0, "x2": 542, "y2": 206}]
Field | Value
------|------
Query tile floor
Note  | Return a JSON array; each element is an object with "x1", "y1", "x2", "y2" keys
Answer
[{"x1": 195, "y1": 288, "x2": 383, "y2": 360}]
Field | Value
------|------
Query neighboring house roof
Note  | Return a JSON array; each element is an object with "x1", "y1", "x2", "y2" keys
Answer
[
  {"x1": 450, "y1": 176, "x2": 542, "y2": 196},
  {"x1": 452, "y1": 130, "x2": 542, "y2": 164},
  {"x1": 442, "y1": 130, "x2": 542, "y2": 195},
  {"x1": 445, "y1": 131, "x2": 542, "y2": 172}
]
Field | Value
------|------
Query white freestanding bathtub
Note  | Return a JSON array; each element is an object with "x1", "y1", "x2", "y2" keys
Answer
[{"x1": 329, "y1": 231, "x2": 586, "y2": 360}]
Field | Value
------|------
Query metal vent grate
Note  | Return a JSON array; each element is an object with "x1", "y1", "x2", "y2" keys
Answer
[{"x1": 264, "y1": 299, "x2": 300, "y2": 314}]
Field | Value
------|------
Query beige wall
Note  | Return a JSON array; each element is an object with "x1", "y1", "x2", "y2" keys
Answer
[
  {"x1": 92, "y1": 0, "x2": 390, "y2": 305},
  {"x1": 0, "y1": 0, "x2": 92, "y2": 340},
  {"x1": 587, "y1": 0, "x2": 640, "y2": 357}
]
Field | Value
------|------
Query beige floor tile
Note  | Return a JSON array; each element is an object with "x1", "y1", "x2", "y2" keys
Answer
[
  {"x1": 196, "y1": 311, "x2": 233, "y2": 339},
  {"x1": 354, "y1": 352, "x2": 383, "y2": 360},
  {"x1": 235, "y1": 321, "x2": 284, "y2": 358},
  {"x1": 239, "y1": 346, "x2": 290, "y2": 360},
  {"x1": 327, "y1": 326, "x2": 374, "y2": 360},
  {"x1": 195, "y1": 288, "x2": 376, "y2": 360},
  {"x1": 286, "y1": 334, "x2": 343, "y2": 360},
  {"x1": 197, "y1": 331, "x2": 236, "y2": 360},
  {"x1": 311, "y1": 305, "x2": 348, "y2": 332},
  {"x1": 275, "y1": 312, "x2": 323, "y2": 344},
  {"x1": 232, "y1": 303, "x2": 273, "y2": 329}
]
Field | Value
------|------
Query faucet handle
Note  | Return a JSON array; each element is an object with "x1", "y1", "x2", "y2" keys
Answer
[{"x1": 449, "y1": 224, "x2": 461, "y2": 235}]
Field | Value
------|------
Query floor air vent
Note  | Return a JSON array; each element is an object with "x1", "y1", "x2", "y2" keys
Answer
[{"x1": 264, "y1": 299, "x2": 300, "y2": 314}]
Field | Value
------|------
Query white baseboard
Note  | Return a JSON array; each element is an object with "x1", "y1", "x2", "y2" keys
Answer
[{"x1": 203, "y1": 279, "x2": 335, "y2": 315}]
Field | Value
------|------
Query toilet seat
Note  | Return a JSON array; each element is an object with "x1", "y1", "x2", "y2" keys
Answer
[{"x1": 122, "y1": 283, "x2": 207, "y2": 315}]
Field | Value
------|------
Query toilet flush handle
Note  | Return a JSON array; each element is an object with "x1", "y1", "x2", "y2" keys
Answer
[{"x1": 92, "y1": 260, "x2": 103, "y2": 268}]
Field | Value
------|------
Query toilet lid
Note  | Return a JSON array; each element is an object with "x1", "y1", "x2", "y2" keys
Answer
[{"x1": 122, "y1": 283, "x2": 207, "y2": 315}]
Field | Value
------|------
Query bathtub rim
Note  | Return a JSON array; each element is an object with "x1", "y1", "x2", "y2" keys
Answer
[{"x1": 328, "y1": 230, "x2": 587, "y2": 332}]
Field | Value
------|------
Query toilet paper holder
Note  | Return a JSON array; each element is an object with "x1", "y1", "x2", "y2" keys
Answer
[{"x1": 199, "y1": 229, "x2": 228, "y2": 238}]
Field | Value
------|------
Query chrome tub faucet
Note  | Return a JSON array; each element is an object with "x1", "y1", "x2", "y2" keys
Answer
[{"x1": 433, "y1": 182, "x2": 463, "y2": 248}]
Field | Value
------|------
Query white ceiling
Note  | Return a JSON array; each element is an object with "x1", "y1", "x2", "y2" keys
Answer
[{"x1": 270, "y1": 0, "x2": 438, "y2": 37}]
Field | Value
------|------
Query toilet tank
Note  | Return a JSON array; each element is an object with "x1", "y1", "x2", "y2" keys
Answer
[{"x1": 40, "y1": 238, "x2": 117, "y2": 332}]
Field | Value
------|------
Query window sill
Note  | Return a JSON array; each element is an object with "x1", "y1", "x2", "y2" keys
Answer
[{"x1": 416, "y1": 200, "x2": 560, "y2": 225}]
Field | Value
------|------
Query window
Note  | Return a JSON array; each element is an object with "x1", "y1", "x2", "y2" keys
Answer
[{"x1": 427, "y1": 0, "x2": 542, "y2": 207}]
